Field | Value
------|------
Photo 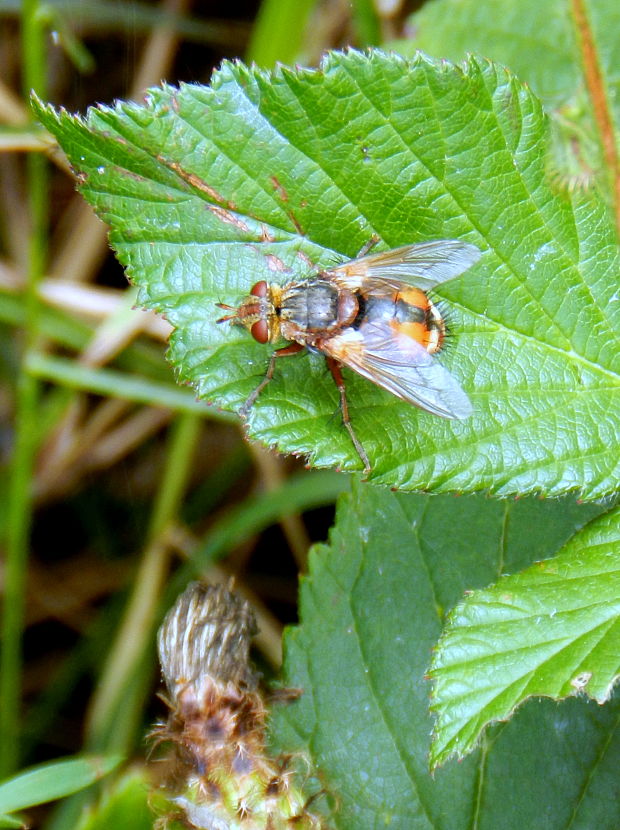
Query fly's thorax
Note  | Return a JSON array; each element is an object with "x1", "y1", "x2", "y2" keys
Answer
[{"x1": 279, "y1": 278, "x2": 358, "y2": 344}]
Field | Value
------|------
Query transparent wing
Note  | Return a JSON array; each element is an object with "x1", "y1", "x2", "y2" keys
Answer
[
  {"x1": 327, "y1": 240, "x2": 481, "y2": 292},
  {"x1": 322, "y1": 321, "x2": 472, "y2": 419}
]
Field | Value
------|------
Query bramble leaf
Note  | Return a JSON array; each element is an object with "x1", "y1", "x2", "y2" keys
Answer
[
  {"x1": 273, "y1": 486, "x2": 620, "y2": 828},
  {"x1": 401, "y1": 0, "x2": 581, "y2": 107},
  {"x1": 33, "y1": 50, "x2": 620, "y2": 496},
  {"x1": 401, "y1": 0, "x2": 620, "y2": 209},
  {"x1": 404, "y1": 0, "x2": 620, "y2": 128},
  {"x1": 429, "y1": 504, "x2": 620, "y2": 767}
]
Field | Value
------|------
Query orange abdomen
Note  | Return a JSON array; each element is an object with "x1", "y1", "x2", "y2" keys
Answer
[{"x1": 360, "y1": 287, "x2": 444, "y2": 353}]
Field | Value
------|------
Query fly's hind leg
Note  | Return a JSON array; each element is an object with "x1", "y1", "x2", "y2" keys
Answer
[
  {"x1": 326, "y1": 357, "x2": 371, "y2": 473},
  {"x1": 240, "y1": 342, "x2": 305, "y2": 418}
]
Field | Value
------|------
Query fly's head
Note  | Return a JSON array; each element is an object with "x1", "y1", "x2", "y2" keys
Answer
[{"x1": 216, "y1": 280, "x2": 282, "y2": 344}]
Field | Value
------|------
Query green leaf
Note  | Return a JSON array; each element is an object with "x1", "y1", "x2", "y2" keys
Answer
[
  {"x1": 32, "y1": 51, "x2": 620, "y2": 497},
  {"x1": 429, "y1": 504, "x2": 620, "y2": 768},
  {"x1": 75, "y1": 772, "x2": 154, "y2": 830},
  {"x1": 404, "y1": 0, "x2": 619, "y2": 123},
  {"x1": 400, "y1": 0, "x2": 581, "y2": 107},
  {"x1": 400, "y1": 0, "x2": 619, "y2": 206},
  {"x1": 272, "y1": 485, "x2": 619, "y2": 828},
  {"x1": 0, "y1": 755, "x2": 122, "y2": 816}
]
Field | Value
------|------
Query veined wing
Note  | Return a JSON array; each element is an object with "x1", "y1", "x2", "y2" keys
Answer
[
  {"x1": 327, "y1": 240, "x2": 481, "y2": 292},
  {"x1": 322, "y1": 320, "x2": 473, "y2": 419}
]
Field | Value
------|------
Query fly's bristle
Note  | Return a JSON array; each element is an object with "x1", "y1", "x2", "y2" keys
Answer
[
  {"x1": 151, "y1": 582, "x2": 331, "y2": 829},
  {"x1": 439, "y1": 316, "x2": 456, "y2": 353},
  {"x1": 426, "y1": 296, "x2": 452, "y2": 353}
]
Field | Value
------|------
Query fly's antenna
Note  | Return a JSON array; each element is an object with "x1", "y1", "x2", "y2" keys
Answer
[{"x1": 215, "y1": 302, "x2": 237, "y2": 324}]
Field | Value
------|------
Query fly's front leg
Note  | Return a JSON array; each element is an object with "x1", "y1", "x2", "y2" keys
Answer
[
  {"x1": 240, "y1": 342, "x2": 305, "y2": 418},
  {"x1": 326, "y1": 357, "x2": 371, "y2": 473},
  {"x1": 356, "y1": 234, "x2": 380, "y2": 258}
]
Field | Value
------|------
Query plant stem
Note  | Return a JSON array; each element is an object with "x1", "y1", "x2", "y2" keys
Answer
[
  {"x1": 246, "y1": 0, "x2": 317, "y2": 67},
  {"x1": 351, "y1": 0, "x2": 381, "y2": 46},
  {"x1": 26, "y1": 352, "x2": 233, "y2": 419},
  {"x1": 0, "y1": 0, "x2": 48, "y2": 776},
  {"x1": 84, "y1": 413, "x2": 202, "y2": 753}
]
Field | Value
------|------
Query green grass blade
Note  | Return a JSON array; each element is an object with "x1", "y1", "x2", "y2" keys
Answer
[{"x1": 0, "y1": 755, "x2": 122, "y2": 815}]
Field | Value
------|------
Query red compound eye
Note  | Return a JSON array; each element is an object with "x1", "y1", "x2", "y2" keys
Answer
[
  {"x1": 251, "y1": 319, "x2": 269, "y2": 344},
  {"x1": 250, "y1": 280, "x2": 268, "y2": 298}
]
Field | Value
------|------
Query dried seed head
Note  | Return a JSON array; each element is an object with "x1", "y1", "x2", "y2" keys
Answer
[
  {"x1": 158, "y1": 581, "x2": 258, "y2": 704},
  {"x1": 153, "y1": 582, "x2": 330, "y2": 828}
]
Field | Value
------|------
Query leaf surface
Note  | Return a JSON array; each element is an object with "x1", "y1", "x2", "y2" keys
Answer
[
  {"x1": 429, "y1": 505, "x2": 620, "y2": 767},
  {"x1": 403, "y1": 0, "x2": 582, "y2": 107},
  {"x1": 273, "y1": 486, "x2": 620, "y2": 828},
  {"x1": 33, "y1": 51, "x2": 620, "y2": 496},
  {"x1": 403, "y1": 0, "x2": 620, "y2": 208}
]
